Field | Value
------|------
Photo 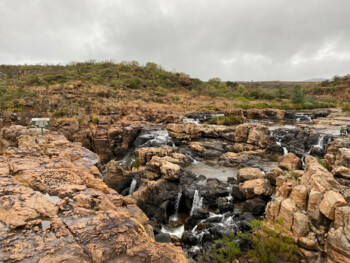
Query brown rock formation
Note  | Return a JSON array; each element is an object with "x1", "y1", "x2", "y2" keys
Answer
[
  {"x1": 237, "y1": 167, "x2": 265, "y2": 183},
  {"x1": 135, "y1": 146, "x2": 179, "y2": 165},
  {"x1": 265, "y1": 156, "x2": 349, "y2": 262},
  {"x1": 238, "y1": 178, "x2": 273, "y2": 199},
  {"x1": 278, "y1": 153, "x2": 303, "y2": 171},
  {"x1": 0, "y1": 126, "x2": 187, "y2": 263}
]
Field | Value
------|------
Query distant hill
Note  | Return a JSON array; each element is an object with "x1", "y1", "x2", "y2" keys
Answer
[{"x1": 305, "y1": 78, "x2": 328, "y2": 82}]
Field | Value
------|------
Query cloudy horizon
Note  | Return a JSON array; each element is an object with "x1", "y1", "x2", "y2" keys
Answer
[{"x1": 0, "y1": 0, "x2": 349, "y2": 81}]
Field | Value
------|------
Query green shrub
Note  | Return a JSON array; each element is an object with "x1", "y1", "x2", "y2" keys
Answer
[
  {"x1": 317, "y1": 159, "x2": 328, "y2": 170},
  {"x1": 53, "y1": 108, "x2": 69, "y2": 118},
  {"x1": 236, "y1": 97, "x2": 249, "y2": 103},
  {"x1": 207, "y1": 114, "x2": 243, "y2": 126},
  {"x1": 290, "y1": 172, "x2": 299, "y2": 181},
  {"x1": 211, "y1": 233, "x2": 242, "y2": 263},
  {"x1": 342, "y1": 103, "x2": 350, "y2": 113},
  {"x1": 211, "y1": 219, "x2": 299, "y2": 263},
  {"x1": 291, "y1": 85, "x2": 305, "y2": 104},
  {"x1": 133, "y1": 157, "x2": 140, "y2": 169},
  {"x1": 128, "y1": 77, "x2": 141, "y2": 89},
  {"x1": 26, "y1": 74, "x2": 41, "y2": 85}
]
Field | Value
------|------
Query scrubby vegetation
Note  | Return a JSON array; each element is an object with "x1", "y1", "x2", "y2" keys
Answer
[
  {"x1": 211, "y1": 219, "x2": 299, "y2": 263},
  {"x1": 206, "y1": 114, "x2": 243, "y2": 126},
  {"x1": 0, "y1": 61, "x2": 347, "y2": 116}
]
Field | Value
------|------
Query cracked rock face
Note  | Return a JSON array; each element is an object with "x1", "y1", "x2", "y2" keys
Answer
[{"x1": 0, "y1": 126, "x2": 187, "y2": 263}]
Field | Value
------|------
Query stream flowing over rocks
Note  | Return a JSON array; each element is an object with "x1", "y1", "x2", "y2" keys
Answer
[{"x1": 2, "y1": 108, "x2": 350, "y2": 262}]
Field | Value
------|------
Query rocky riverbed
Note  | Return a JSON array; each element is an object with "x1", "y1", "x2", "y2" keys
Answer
[{"x1": 1, "y1": 108, "x2": 350, "y2": 262}]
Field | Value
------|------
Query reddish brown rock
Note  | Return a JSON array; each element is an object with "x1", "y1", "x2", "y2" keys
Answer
[
  {"x1": 319, "y1": 190, "x2": 347, "y2": 220},
  {"x1": 134, "y1": 146, "x2": 178, "y2": 165},
  {"x1": 278, "y1": 153, "x2": 302, "y2": 171},
  {"x1": 238, "y1": 178, "x2": 273, "y2": 199},
  {"x1": 0, "y1": 126, "x2": 187, "y2": 263},
  {"x1": 166, "y1": 123, "x2": 202, "y2": 140},
  {"x1": 237, "y1": 167, "x2": 265, "y2": 183}
]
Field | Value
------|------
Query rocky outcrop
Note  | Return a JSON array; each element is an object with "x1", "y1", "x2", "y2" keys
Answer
[
  {"x1": 239, "y1": 179, "x2": 273, "y2": 199},
  {"x1": 237, "y1": 167, "x2": 265, "y2": 183},
  {"x1": 135, "y1": 146, "x2": 180, "y2": 165},
  {"x1": 325, "y1": 137, "x2": 350, "y2": 170},
  {"x1": 273, "y1": 128, "x2": 334, "y2": 158},
  {"x1": 0, "y1": 126, "x2": 187, "y2": 263},
  {"x1": 219, "y1": 150, "x2": 265, "y2": 167},
  {"x1": 278, "y1": 153, "x2": 303, "y2": 171},
  {"x1": 166, "y1": 123, "x2": 203, "y2": 140},
  {"x1": 144, "y1": 156, "x2": 182, "y2": 181},
  {"x1": 132, "y1": 179, "x2": 179, "y2": 223},
  {"x1": 245, "y1": 109, "x2": 285, "y2": 120},
  {"x1": 266, "y1": 156, "x2": 349, "y2": 262}
]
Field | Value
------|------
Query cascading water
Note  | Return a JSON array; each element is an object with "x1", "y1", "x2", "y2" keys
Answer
[
  {"x1": 276, "y1": 141, "x2": 288, "y2": 155},
  {"x1": 134, "y1": 127, "x2": 174, "y2": 148},
  {"x1": 190, "y1": 190, "x2": 203, "y2": 216},
  {"x1": 316, "y1": 134, "x2": 325, "y2": 148},
  {"x1": 308, "y1": 134, "x2": 325, "y2": 154},
  {"x1": 170, "y1": 187, "x2": 183, "y2": 221},
  {"x1": 129, "y1": 178, "x2": 137, "y2": 195},
  {"x1": 182, "y1": 117, "x2": 201, "y2": 125}
]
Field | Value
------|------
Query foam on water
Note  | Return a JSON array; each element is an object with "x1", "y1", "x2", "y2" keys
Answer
[{"x1": 161, "y1": 224, "x2": 184, "y2": 238}]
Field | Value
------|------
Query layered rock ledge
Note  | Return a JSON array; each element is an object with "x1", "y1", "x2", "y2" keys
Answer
[{"x1": 0, "y1": 126, "x2": 187, "y2": 263}]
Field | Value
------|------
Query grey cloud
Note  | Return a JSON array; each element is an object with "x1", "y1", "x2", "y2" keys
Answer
[{"x1": 0, "y1": 0, "x2": 349, "y2": 80}]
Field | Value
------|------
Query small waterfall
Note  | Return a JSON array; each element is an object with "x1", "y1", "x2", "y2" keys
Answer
[
  {"x1": 134, "y1": 127, "x2": 174, "y2": 148},
  {"x1": 182, "y1": 117, "x2": 200, "y2": 125},
  {"x1": 161, "y1": 224, "x2": 184, "y2": 238},
  {"x1": 190, "y1": 190, "x2": 203, "y2": 216},
  {"x1": 283, "y1": 147, "x2": 288, "y2": 155},
  {"x1": 316, "y1": 134, "x2": 325, "y2": 148},
  {"x1": 307, "y1": 116, "x2": 312, "y2": 122},
  {"x1": 308, "y1": 134, "x2": 325, "y2": 154},
  {"x1": 170, "y1": 187, "x2": 183, "y2": 221},
  {"x1": 129, "y1": 178, "x2": 137, "y2": 195},
  {"x1": 227, "y1": 186, "x2": 233, "y2": 201},
  {"x1": 277, "y1": 141, "x2": 288, "y2": 155}
]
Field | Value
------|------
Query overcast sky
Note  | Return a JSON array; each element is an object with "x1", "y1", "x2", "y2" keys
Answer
[{"x1": 0, "y1": 0, "x2": 349, "y2": 81}]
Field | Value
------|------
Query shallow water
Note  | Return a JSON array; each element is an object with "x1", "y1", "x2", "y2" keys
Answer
[{"x1": 185, "y1": 161, "x2": 238, "y2": 181}]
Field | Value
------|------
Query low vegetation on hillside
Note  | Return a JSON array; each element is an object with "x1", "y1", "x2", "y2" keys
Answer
[{"x1": 0, "y1": 61, "x2": 347, "y2": 117}]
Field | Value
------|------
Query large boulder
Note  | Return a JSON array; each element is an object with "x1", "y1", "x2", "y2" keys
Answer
[
  {"x1": 265, "y1": 167, "x2": 284, "y2": 186},
  {"x1": 145, "y1": 156, "x2": 182, "y2": 181},
  {"x1": 237, "y1": 167, "x2": 265, "y2": 183},
  {"x1": 104, "y1": 160, "x2": 137, "y2": 193},
  {"x1": 319, "y1": 190, "x2": 347, "y2": 220},
  {"x1": 332, "y1": 166, "x2": 350, "y2": 179},
  {"x1": 166, "y1": 123, "x2": 202, "y2": 140},
  {"x1": 278, "y1": 198, "x2": 296, "y2": 230},
  {"x1": 135, "y1": 146, "x2": 179, "y2": 165},
  {"x1": 278, "y1": 153, "x2": 302, "y2": 171},
  {"x1": 200, "y1": 178, "x2": 229, "y2": 207},
  {"x1": 235, "y1": 123, "x2": 270, "y2": 148},
  {"x1": 219, "y1": 150, "x2": 265, "y2": 167},
  {"x1": 289, "y1": 185, "x2": 308, "y2": 211},
  {"x1": 238, "y1": 179, "x2": 273, "y2": 199},
  {"x1": 292, "y1": 211, "x2": 310, "y2": 237}
]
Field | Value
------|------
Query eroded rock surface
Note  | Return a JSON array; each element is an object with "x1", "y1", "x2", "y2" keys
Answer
[
  {"x1": 266, "y1": 155, "x2": 350, "y2": 263},
  {"x1": 0, "y1": 126, "x2": 187, "y2": 263}
]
